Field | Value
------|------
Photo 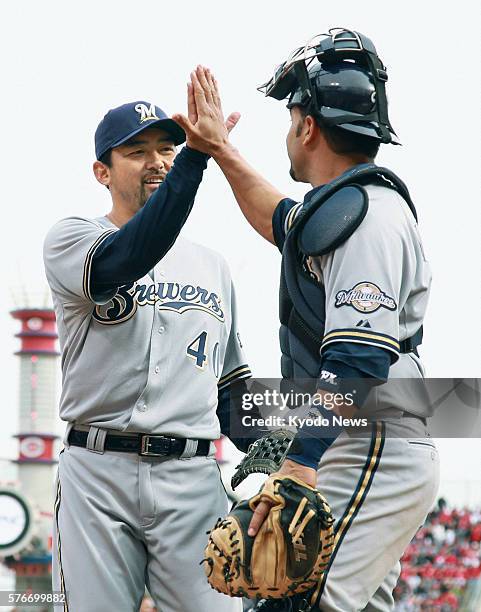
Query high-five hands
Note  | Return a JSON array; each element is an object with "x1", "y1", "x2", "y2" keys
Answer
[{"x1": 172, "y1": 65, "x2": 240, "y2": 155}]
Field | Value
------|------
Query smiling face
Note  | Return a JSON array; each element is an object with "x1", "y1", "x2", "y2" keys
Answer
[{"x1": 93, "y1": 126, "x2": 177, "y2": 219}]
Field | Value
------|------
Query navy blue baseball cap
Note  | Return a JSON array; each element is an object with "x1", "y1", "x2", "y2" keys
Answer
[{"x1": 95, "y1": 101, "x2": 186, "y2": 160}]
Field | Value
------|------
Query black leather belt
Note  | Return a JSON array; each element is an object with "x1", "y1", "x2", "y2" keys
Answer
[{"x1": 68, "y1": 429, "x2": 211, "y2": 457}]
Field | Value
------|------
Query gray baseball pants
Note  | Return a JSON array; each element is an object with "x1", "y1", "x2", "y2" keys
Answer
[
  {"x1": 314, "y1": 418, "x2": 440, "y2": 612},
  {"x1": 52, "y1": 439, "x2": 242, "y2": 612}
]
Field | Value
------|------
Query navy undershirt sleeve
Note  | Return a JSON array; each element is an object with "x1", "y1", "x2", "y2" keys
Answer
[
  {"x1": 322, "y1": 341, "x2": 394, "y2": 377},
  {"x1": 319, "y1": 341, "x2": 392, "y2": 405},
  {"x1": 286, "y1": 400, "x2": 344, "y2": 469},
  {"x1": 287, "y1": 342, "x2": 391, "y2": 469},
  {"x1": 90, "y1": 147, "x2": 208, "y2": 300},
  {"x1": 272, "y1": 197, "x2": 298, "y2": 252},
  {"x1": 216, "y1": 382, "x2": 265, "y2": 453}
]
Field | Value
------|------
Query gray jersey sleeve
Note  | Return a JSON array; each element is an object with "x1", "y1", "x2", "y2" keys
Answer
[
  {"x1": 311, "y1": 188, "x2": 422, "y2": 362},
  {"x1": 43, "y1": 217, "x2": 116, "y2": 304},
  {"x1": 218, "y1": 281, "x2": 251, "y2": 390}
]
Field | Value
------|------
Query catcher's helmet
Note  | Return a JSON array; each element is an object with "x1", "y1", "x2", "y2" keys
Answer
[{"x1": 258, "y1": 28, "x2": 400, "y2": 145}]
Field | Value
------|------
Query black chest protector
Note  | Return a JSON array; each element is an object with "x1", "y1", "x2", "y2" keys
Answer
[{"x1": 279, "y1": 163, "x2": 422, "y2": 381}]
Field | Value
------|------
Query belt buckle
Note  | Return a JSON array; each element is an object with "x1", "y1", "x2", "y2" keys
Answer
[{"x1": 140, "y1": 435, "x2": 171, "y2": 457}]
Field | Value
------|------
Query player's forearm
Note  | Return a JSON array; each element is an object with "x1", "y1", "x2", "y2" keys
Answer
[
  {"x1": 91, "y1": 147, "x2": 208, "y2": 292},
  {"x1": 212, "y1": 143, "x2": 286, "y2": 245}
]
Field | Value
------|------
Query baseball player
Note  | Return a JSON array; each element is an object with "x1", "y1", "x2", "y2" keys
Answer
[
  {"x1": 43, "y1": 76, "x2": 251, "y2": 611},
  {"x1": 176, "y1": 31, "x2": 440, "y2": 611}
]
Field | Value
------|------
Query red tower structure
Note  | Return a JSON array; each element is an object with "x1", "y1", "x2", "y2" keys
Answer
[{"x1": 1, "y1": 307, "x2": 60, "y2": 605}]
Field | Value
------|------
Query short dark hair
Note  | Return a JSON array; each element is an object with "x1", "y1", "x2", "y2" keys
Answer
[
  {"x1": 297, "y1": 108, "x2": 380, "y2": 160},
  {"x1": 98, "y1": 149, "x2": 112, "y2": 167}
]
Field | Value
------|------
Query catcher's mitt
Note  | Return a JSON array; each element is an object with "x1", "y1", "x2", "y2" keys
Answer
[{"x1": 203, "y1": 474, "x2": 334, "y2": 601}]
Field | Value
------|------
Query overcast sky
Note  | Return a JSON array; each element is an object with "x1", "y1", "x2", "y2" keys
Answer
[{"x1": 0, "y1": 1, "x2": 480, "y2": 504}]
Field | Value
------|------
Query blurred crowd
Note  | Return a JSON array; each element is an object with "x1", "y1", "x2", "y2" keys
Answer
[{"x1": 394, "y1": 498, "x2": 481, "y2": 611}]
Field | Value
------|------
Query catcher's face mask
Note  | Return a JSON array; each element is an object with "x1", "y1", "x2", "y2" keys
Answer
[{"x1": 258, "y1": 28, "x2": 400, "y2": 145}]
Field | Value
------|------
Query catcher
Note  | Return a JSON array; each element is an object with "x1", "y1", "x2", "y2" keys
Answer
[{"x1": 175, "y1": 28, "x2": 440, "y2": 612}]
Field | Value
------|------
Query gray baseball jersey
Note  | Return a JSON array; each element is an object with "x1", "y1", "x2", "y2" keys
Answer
[
  {"x1": 43, "y1": 215, "x2": 251, "y2": 437},
  {"x1": 285, "y1": 182, "x2": 432, "y2": 418}
]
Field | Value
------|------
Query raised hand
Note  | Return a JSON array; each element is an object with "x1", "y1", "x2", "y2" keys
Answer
[{"x1": 172, "y1": 65, "x2": 240, "y2": 155}]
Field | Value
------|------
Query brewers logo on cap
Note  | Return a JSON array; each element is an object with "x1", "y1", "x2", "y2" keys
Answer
[{"x1": 135, "y1": 103, "x2": 159, "y2": 123}]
